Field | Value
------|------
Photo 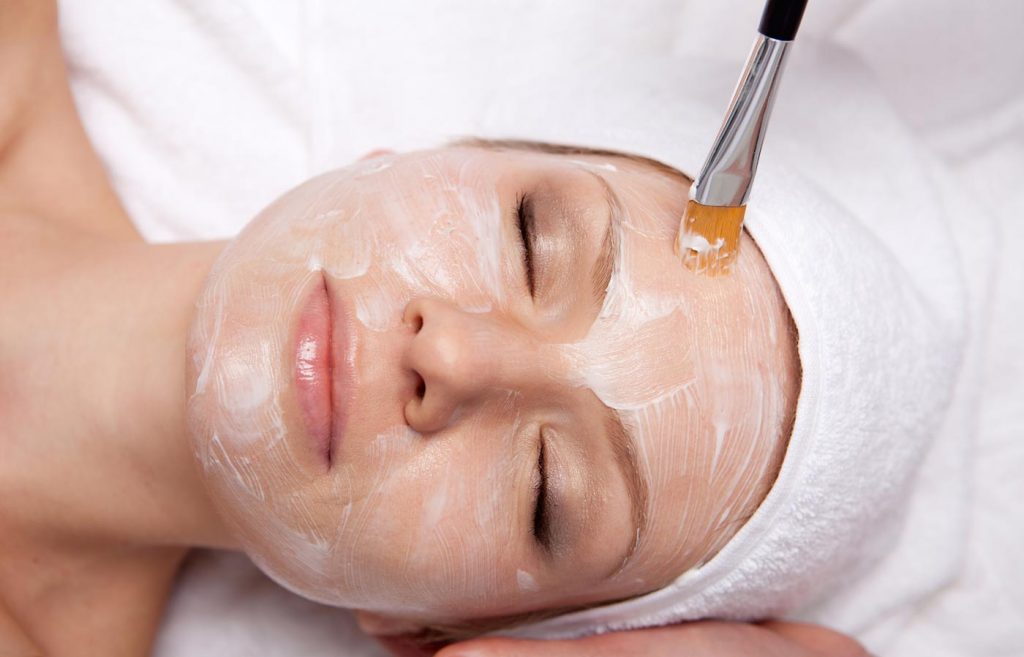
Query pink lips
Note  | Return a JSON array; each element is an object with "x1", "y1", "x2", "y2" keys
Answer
[{"x1": 294, "y1": 274, "x2": 352, "y2": 467}]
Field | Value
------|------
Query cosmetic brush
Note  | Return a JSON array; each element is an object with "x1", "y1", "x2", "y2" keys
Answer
[{"x1": 676, "y1": 0, "x2": 808, "y2": 276}]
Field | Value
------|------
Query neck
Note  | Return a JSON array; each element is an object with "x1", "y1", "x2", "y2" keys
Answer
[{"x1": 2, "y1": 224, "x2": 234, "y2": 550}]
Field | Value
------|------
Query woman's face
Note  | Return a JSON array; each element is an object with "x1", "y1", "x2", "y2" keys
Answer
[{"x1": 186, "y1": 146, "x2": 797, "y2": 626}]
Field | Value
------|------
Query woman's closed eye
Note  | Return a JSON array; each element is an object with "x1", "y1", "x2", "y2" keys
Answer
[
  {"x1": 532, "y1": 431, "x2": 553, "y2": 550},
  {"x1": 515, "y1": 192, "x2": 538, "y2": 297}
]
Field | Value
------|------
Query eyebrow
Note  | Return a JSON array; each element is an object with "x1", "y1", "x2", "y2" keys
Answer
[
  {"x1": 583, "y1": 172, "x2": 650, "y2": 575},
  {"x1": 587, "y1": 171, "x2": 619, "y2": 310},
  {"x1": 605, "y1": 408, "x2": 649, "y2": 576}
]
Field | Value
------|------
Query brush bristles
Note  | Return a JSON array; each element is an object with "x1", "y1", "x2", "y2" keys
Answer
[{"x1": 675, "y1": 200, "x2": 746, "y2": 276}]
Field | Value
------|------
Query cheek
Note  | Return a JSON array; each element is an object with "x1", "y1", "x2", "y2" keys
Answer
[
  {"x1": 376, "y1": 413, "x2": 528, "y2": 610},
  {"x1": 340, "y1": 159, "x2": 518, "y2": 333},
  {"x1": 383, "y1": 447, "x2": 519, "y2": 613},
  {"x1": 296, "y1": 410, "x2": 529, "y2": 617}
]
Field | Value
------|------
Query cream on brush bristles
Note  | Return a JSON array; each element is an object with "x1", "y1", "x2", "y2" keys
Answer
[{"x1": 676, "y1": 200, "x2": 745, "y2": 276}]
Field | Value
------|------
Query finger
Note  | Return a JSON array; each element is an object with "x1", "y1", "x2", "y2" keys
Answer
[
  {"x1": 759, "y1": 621, "x2": 871, "y2": 657},
  {"x1": 372, "y1": 635, "x2": 438, "y2": 657},
  {"x1": 436, "y1": 636, "x2": 624, "y2": 657},
  {"x1": 436, "y1": 624, "x2": 721, "y2": 657}
]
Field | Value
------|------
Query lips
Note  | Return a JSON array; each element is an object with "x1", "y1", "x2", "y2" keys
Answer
[{"x1": 294, "y1": 273, "x2": 353, "y2": 467}]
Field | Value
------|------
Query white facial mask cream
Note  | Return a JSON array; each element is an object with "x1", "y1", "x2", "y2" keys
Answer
[{"x1": 186, "y1": 148, "x2": 796, "y2": 621}]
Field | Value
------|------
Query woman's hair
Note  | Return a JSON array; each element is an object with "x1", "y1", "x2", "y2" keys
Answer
[{"x1": 453, "y1": 137, "x2": 694, "y2": 185}]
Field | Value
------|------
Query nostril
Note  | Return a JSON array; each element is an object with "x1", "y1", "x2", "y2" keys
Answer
[
  {"x1": 415, "y1": 376, "x2": 426, "y2": 400},
  {"x1": 403, "y1": 302, "x2": 425, "y2": 333}
]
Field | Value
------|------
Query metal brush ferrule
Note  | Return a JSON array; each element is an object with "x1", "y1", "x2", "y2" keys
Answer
[{"x1": 691, "y1": 35, "x2": 790, "y2": 207}]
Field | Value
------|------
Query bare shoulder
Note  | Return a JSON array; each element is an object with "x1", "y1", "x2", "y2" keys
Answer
[
  {"x1": 0, "y1": 0, "x2": 60, "y2": 145},
  {"x1": 0, "y1": 0, "x2": 138, "y2": 239}
]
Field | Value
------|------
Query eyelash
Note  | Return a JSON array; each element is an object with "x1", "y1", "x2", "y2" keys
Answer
[
  {"x1": 532, "y1": 434, "x2": 552, "y2": 550},
  {"x1": 515, "y1": 195, "x2": 548, "y2": 548},
  {"x1": 515, "y1": 193, "x2": 537, "y2": 297}
]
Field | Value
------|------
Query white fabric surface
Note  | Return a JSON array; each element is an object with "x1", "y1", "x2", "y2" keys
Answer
[{"x1": 56, "y1": 1, "x2": 1024, "y2": 655}]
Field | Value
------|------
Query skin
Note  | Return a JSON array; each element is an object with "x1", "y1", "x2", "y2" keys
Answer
[{"x1": 0, "y1": 2, "x2": 865, "y2": 656}]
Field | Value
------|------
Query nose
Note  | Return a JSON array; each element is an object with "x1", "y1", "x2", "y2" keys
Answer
[{"x1": 401, "y1": 298, "x2": 537, "y2": 433}]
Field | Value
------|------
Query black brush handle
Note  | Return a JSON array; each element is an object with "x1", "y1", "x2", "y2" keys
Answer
[{"x1": 758, "y1": 0, "x2": 808, "y2": 41}]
